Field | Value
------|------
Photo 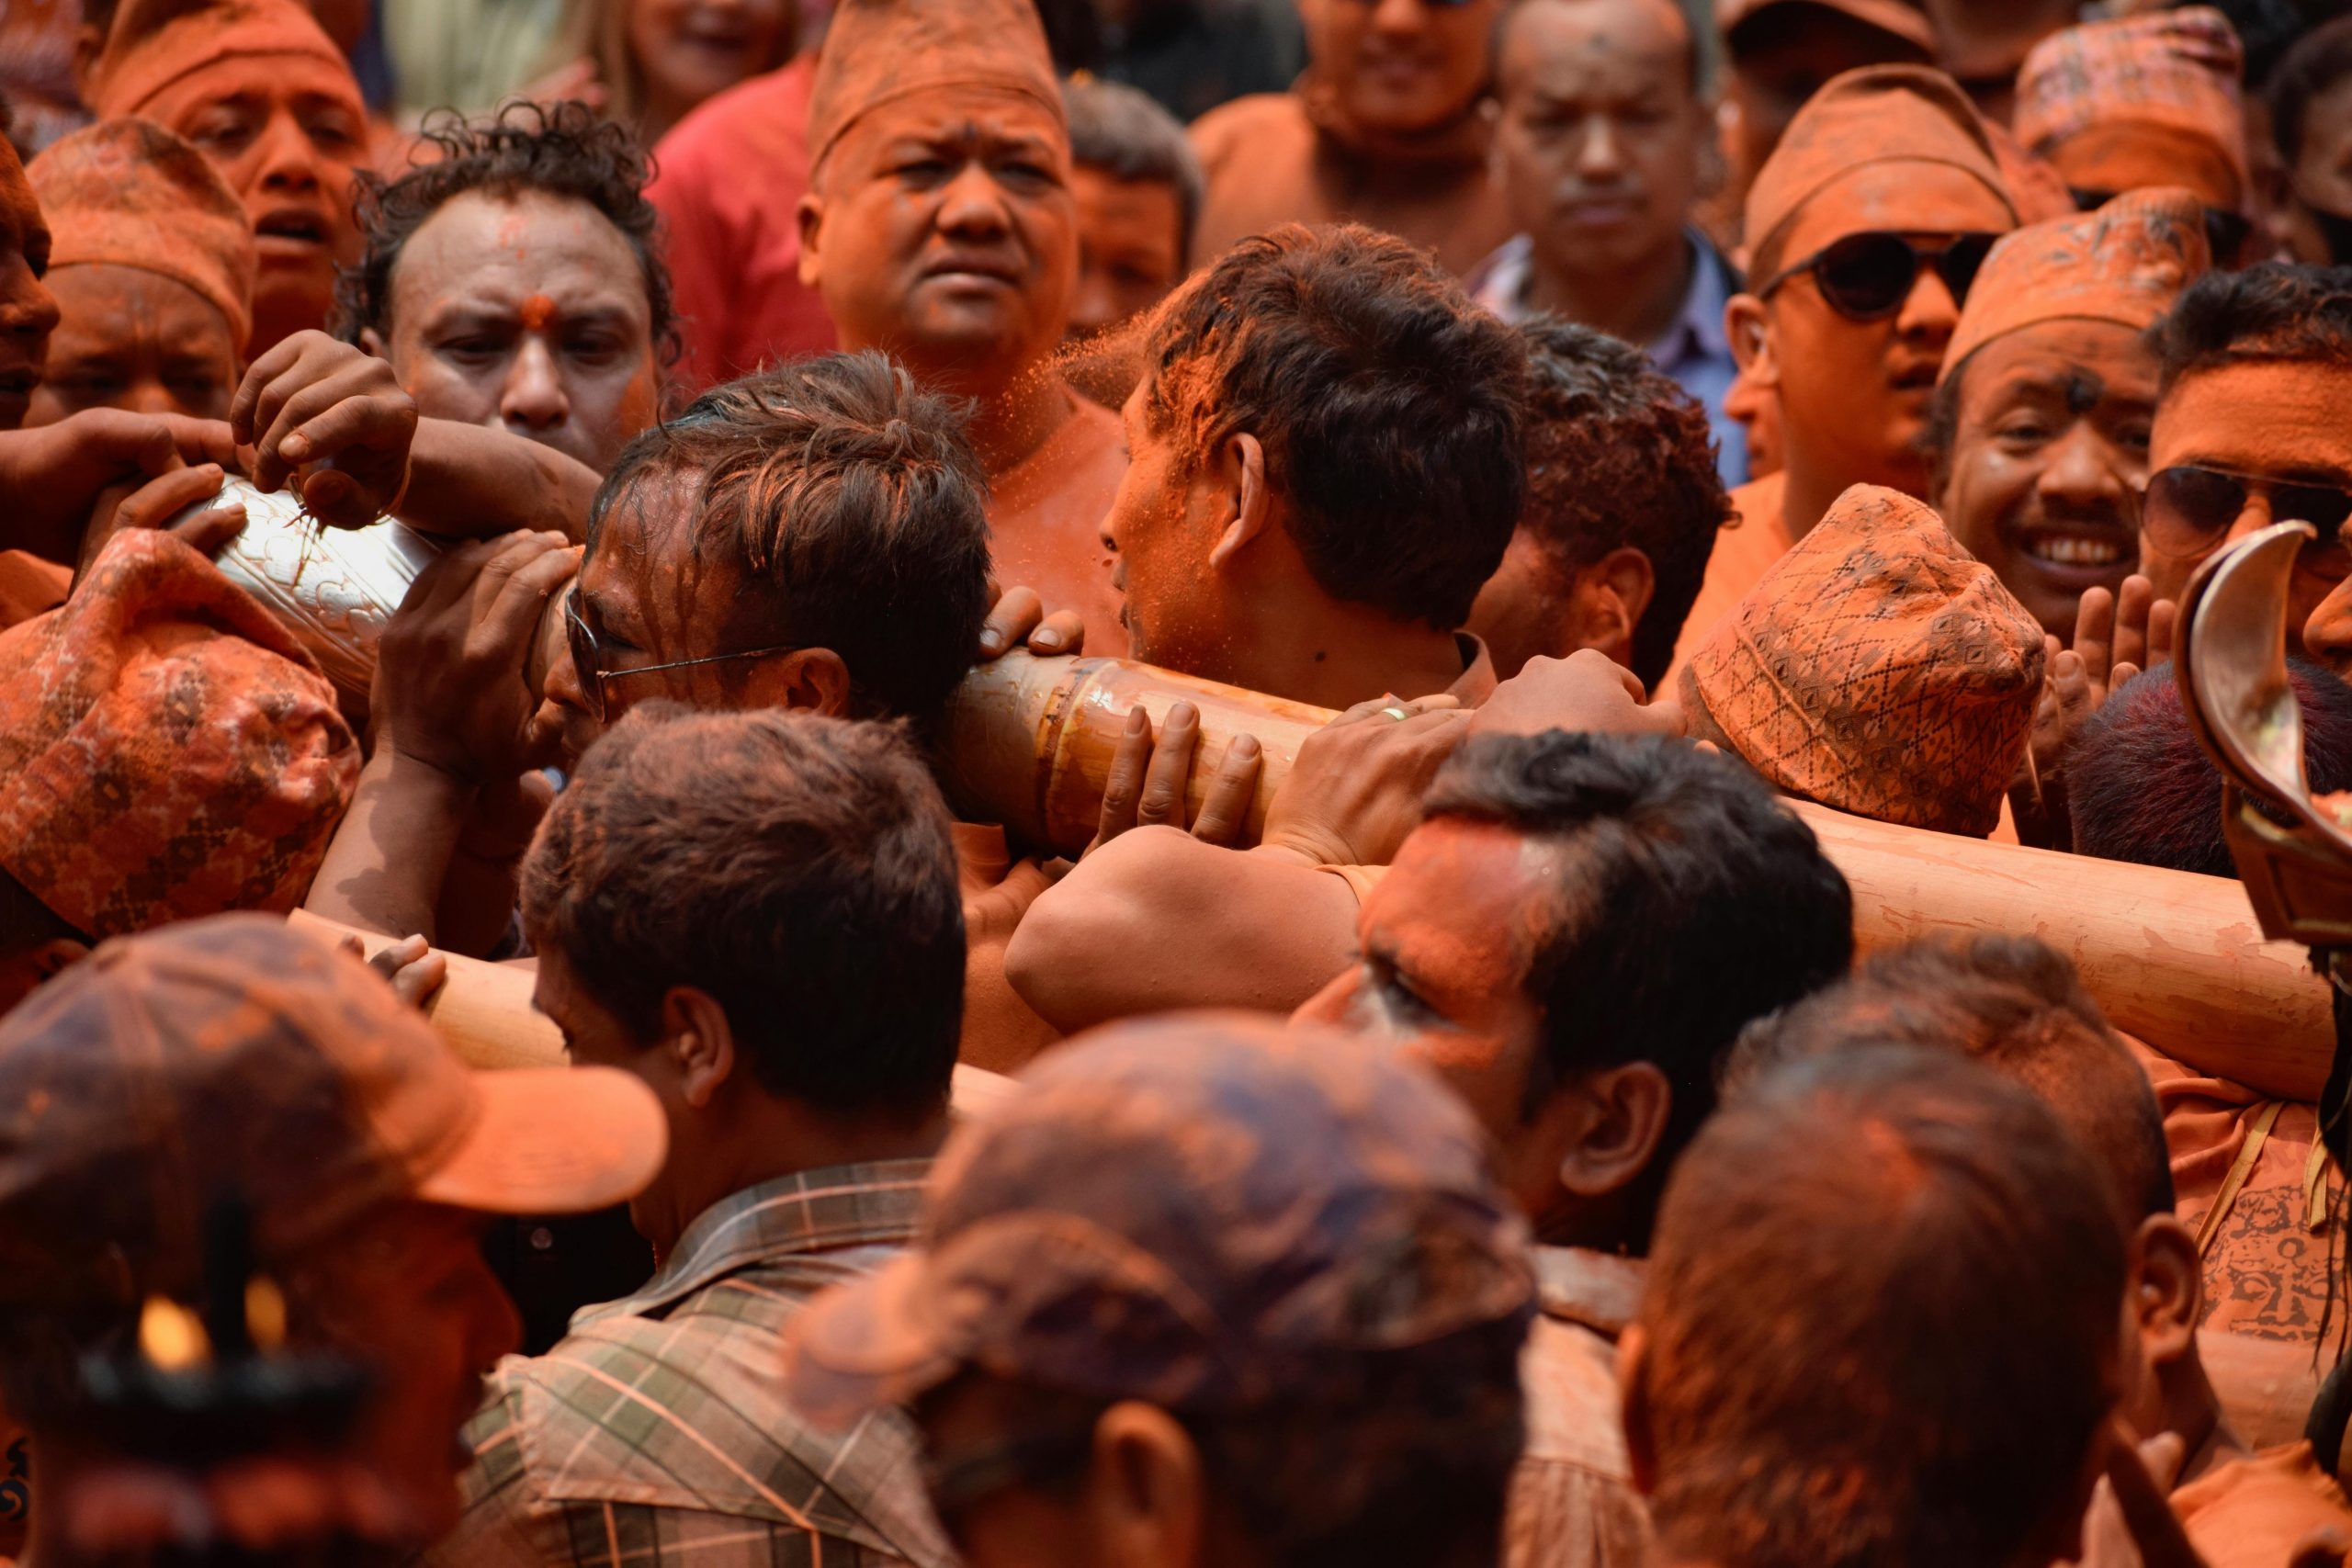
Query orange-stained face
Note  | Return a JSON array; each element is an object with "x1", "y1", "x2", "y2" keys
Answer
[
  {"x1": 27, "y1": 265, "x2": 240, "y2": 424},
  {"x1": 1296, "y1": 0, "x2": 1502, "y2": 136},
  {"x1": 1097, "y1": 369, "x2": 1233, "y2": 677},
  {"x1": 627, "y1": 0, "x2": 794, "y2": 125},
  {"x1": 1754, "y1": 162, "x2": 2015, "y2": 499},
  {"x1": 379, "y1": 188, "x2": 660, "y2": 473},
  {"x1": 1064, "y1": 164, "x2": 1185, "y2": 342},
  {"x1": 1294, "y1": 818, "x2": 1566, "y2": 1219},
  {"x1": 801, "y1": 90, "x2": 1076, "y2": 396},
  {"x1": 2141, "y1": 359, "x2": 2352, "y2": 679},
  {"x1": 286, "y1": 1200, "x2": 520, "y2": 1543},
  {"x1": 138, "y1": 51, "x2": 368, "y2": 355},
  {"x1": 0, "y1": 139, "x2": 60, "y2": 431},
  {"x1": 1489, "y1": 0, "x2": 1703, "y2": 281},
  {"x1": 1938, "y1": 320, "x2": 2155, "y2": 644}
]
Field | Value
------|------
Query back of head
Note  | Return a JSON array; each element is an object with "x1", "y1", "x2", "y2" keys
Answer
[
  {"x1": 0, "y1": 529, "x2": 357, "y2": 944},
  {"x1": 1728, "y1": 934, "x2": 2174, "y2": 1226},
  {"x1": 1062, "y1": 74, "x2": 1203, "y2": 256},
  {"x1": 2070, "y1": 658, "x2": 2352, "y2": 880},
  {"x1": 1142, "y1": 222, "x2": 1528, "y2": 632},
  {"x1": 521, "y1": 704, "x2": 964, "y2": 1119},
  {"x1": 1423, "y1": 733, "x2": 1854, "y2": 1185},
  {"x1": 1517, "y1": 316, "x2": 1731, "y2": 690},
  {"x1": 2152, "y1": 261, "x2": 2352, "y2": 391},
  {"x1": 589, "y1": 352, "x2": 992, "y2": 727},
  {"x1": 334, "y1": 99, "x2": 674, "y2": 364},
  {"x1": 1638, "y1": 1046, "x2": 2126, "y2": 1568}
]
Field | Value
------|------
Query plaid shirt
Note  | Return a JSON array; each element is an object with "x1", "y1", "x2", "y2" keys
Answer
[{"x1": 422, "y1": 1161, "x2": 956, "y2": 1568}]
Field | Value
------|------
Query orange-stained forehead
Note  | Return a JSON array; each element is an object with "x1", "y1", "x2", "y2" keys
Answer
[
  {"x1": 2013, "y1": 6, "x2": 2246, "y2": 194},
  {"x1": 1746, "y1": 63, "x2": 2018, "y2": 264},
  {"x1": 1940, "y1": 186, "x2": 2211, "y2": 384},
  {"x1": 27, "y1": 117, "x2": 257, "y2": 351},
  {"x1": 806, "y1": 0, "x2": 1065, "y2": 180},
  {"x1": 85, "y1": 0, "x2": 356, "y2": 119}
]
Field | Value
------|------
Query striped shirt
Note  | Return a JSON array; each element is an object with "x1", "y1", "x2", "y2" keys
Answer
[{"x1": 422, "y1": 1161, "x2": 955, "y2": 1568}]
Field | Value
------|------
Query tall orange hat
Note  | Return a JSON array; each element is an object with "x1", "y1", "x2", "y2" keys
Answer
[
  {"x1": 1940, "y1": 186, "x2": 2212, "y2": 383},
  {"x1": 2013, "y1": 8, "x2": 2247, "y2": 195},
  {"x1": 84, "y1": 0, "x2": 352, "y2": 120},
  {"x1": 27, "y1": 118, "x2": 257, "y2": 354},
  {"x1": 0, "y1": 529, "x2": 359, "y2": 939},
  {"x1": 1679, "y1": 484, "x2": 2044, "y2": 838},
  {"x1": 806, "y1": 0, "x2": 1064, "y2": 180},
  {"x1": 1746, "y1": 64, "x2": 2018, "y2": 267}
]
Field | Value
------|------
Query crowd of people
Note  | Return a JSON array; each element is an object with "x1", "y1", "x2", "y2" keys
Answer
[{"x1": 3, "y1": 0, "x2": 2352, "y2": 1562}]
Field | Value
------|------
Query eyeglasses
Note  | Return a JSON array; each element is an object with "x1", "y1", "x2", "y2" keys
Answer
[
  {"x1": 562, "y1": 589, "x2": 799, "y2": 722},
  {"x1": 1756, "y1": 231, "x2": 2000, "y2": 321},
  {"x1": 2067, "y1": 187, "x2": 2253, "y2": 265},
  {"x1": 2142, "y1": 465, "x2": 2352, "y2": 581}
]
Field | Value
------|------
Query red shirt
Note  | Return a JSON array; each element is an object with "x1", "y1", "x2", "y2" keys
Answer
[{"x1": 648, "y1": 56, "x2": 837, "y2": 396}]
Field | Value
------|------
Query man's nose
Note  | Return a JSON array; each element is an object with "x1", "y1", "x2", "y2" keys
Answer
[{"x1": 501, "y1": 337, "x2": 571, "y2": 434}]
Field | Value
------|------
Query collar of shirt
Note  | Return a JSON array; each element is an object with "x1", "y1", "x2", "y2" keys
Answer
[
  {"x1": 1469, "y1": 226, "x2": 1733, "y2": 369},
  {"x1": 578, "y1": 1158, "x2": 932, "y2": 1325}
]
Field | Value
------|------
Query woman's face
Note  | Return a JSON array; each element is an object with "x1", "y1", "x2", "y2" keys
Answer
[{"x1": 628, "y1": 0, "x2": 794, "y2": 123}]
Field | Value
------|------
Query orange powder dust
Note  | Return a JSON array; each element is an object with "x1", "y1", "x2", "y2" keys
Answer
[{"x1": 520, "y1": 293, "x2": 556, "y2": 333}]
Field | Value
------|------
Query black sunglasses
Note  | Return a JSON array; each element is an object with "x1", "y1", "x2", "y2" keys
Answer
[
  {"x1": 2142, "y1": 465, "x2": 2352, "y2": 581},
  {"x1": 2067, "y1": 187, "x2": 2253, "y2": 264},
  {"x1": 1757, "y1": 231, "x2": 2000, "y2": 321},
  {"x1": 562, "y1": 589, "x2": 798, "y2": 722}
]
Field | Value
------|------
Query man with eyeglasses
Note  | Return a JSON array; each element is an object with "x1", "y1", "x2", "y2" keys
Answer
[
  {"x1": 2138, "y1": 262, "x2": 2352, "y2": 680},
  {"x1": 1676, "y1": 65, "x2": 2018, "y2": 675}
]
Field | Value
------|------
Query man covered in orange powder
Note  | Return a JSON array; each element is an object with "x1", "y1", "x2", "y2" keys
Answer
[
  {"x1": 2013, "y1": 8, "x2": 2255, "y2": 265},
  {"x1": 1183, "y1": 0, "x2": 1511, "y2": 278},
  {"x1": 1679, "y1": 65, "x2": 2018, "y2": 674},
  {"x1": 23, "y1": 118, "x2": 254, "y2": 427},
  {"x1": 81, "y1": 0, "x2": 370, "y2": 358},
  {"x1": 796, "y1": 0, "x2": 1127, "y2": 654}
]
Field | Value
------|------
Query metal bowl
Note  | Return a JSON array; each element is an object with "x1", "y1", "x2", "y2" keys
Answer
[{"x1": 169, "y1": 475, "x2": 442, "y2": 705}]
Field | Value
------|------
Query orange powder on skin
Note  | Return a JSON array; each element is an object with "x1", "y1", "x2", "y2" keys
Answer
[{"x1": 520, "y1": 293, "x2": 557, "y2": 333}]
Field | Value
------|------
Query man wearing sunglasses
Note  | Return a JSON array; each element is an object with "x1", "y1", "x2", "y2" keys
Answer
[
  {"x1": 2013, "y1": 9, "x2": 2255, "y2": 267},
  {"x1": 2139, "y1": 262, "x2": 2352, "y2": 679},
  {"x1": 1679, "y1": 65, "x2": 2017, "y2": 673}
]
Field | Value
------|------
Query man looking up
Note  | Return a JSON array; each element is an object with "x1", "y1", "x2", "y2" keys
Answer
[
  {"x1": 425, "y1": 705, "x2": 965, "y2": 1568},
  {"x1": 1476, "y1": 0, "x2": 1746, "y2": 484},
  {"x1": 1688, "y1": 65, "x2": 2017, "y2": 668},
  {"x1": 334, "y1": 100, "x2": 671, "y2": 476},
  {"x1": 0, "y1": 915, "x2": 666, "y2": 1562},
  {"x1": 1103, "y1": 222, "x2": 1525, "y2": 709},
  {"x1": 797, "y1": 0, "x2": 1127, "y2": 653},
  {"x1": 1185, "y1": 0, "x2": 1510, "y2": 276},
  {"x1": 82, "y1": 0, "x2": 369, "y2": 355},
  {"x1": 2135, "y1": 264, "x2": 2352, "y2": 682},
  {"x1": 786, "y1": 1015, "x2": 1538, "y2": 1568},
  {"x1": 1626, "y1": 1047, "x2": 2130, "y2": 1568},
  {"x1": 1296, "y1": 732, "x2": 1852, "y2": 1568},
  {"x1": 1725, "y1": 935, "x2": 2352, "y2": 1567},
  {"x1": 1928, "y1": 186, "x2": 2211, "y2": 649}
]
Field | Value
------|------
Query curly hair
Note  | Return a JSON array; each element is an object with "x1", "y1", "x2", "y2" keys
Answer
[
  {"x1": 1517, "y1": 317, "x2": 1732, "y2": 689},
  {"x1": 588, "y1": 351, "x2": 993, "y2": 728},
  {"x1": 1141, "y1": 223, "x2": 1528, "y2": 632},
  {"x1": 2149, "y1": 260, "x2": 2352, "y2": 390},
  {"x1": 332, "y1": 99, "x2": 677, "y2": 365}
]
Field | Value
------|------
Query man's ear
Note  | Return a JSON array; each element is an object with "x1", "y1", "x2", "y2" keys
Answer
[
  {"x1": 1564, "y1": 547, "x2": 1657, "y2": 670},
  {"x1": 1618, "y1": 1323, "x2": 1659, "y2": 1496},
  {"x1": 357, "y1": 326, "x2": 389, "y2": 359},
  {"x1": 2130, "y1": 1213, "x2": 2204, "y2": 1366},
  {"x1": 1556, "y1": 1060, "x2": 1674, "y2": 1200},
  {"x1": 1206, "y1": 431, "x2": 1272, "y2": 572},
  {"x1": 1087, "y1": 1401, "x2": 1205, "y2": 1568},
  {"x1": 747, "y1": 647, "x2": 854, "y2": 717},
  {"x1": 1724, "y1": 292, "x2": 1777, "y2": 388},
  {"x1": 662, "y1": 986, "x2": 738, "y2": 1110},
  {"x1": 796, "y1": 193, "x2": 827, "y2": 288}
]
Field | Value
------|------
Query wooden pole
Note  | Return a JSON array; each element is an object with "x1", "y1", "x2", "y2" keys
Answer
[{"x1": 945, "y1": 653, "x2": 2335, "y2": 1100}]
